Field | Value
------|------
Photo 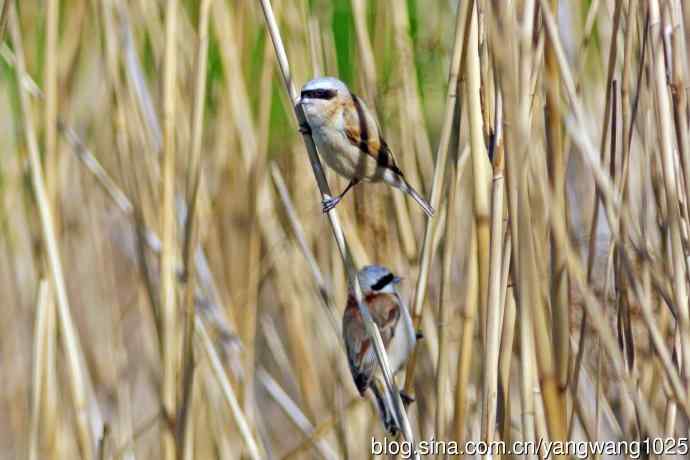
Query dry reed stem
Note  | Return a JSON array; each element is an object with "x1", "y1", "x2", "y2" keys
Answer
[
  {"x1": 649, "y1": 0, "x2": 690, "y2": 408},
  {"x1": 281, "y1": 398, "x2": 364, "y2": 460},
  {"x1": 670, "y1": 0, "x2": 690, "y2": 233},
  {"x1": 61, "y1": 122, "x2": 239, "y2": 348},
  {"x1": 498, "y1": 262, "x2": 516, "y2": 456},
  {"x1": 6, "y1": 0, "x2": 690, "y2": 456},
  {"x1": 211, "y1": 0, "x2": 257, "y2": 171},
  {"x1": 258, "y1": 368, "x2": 338, "y2": 460},
  {"x1": 243, "y1": 16, "x2": 280, "y2": 428},
  {"x1": 503, "y1": 3, "x2": 567, "y2": 448},
  {"x1": 257, "y1": 0, "x2": 417, "y2": 448},
  {"x1": 615, "y1": 0, "x2": 637, "y2": 383},
  {"x1": 178, "y1": 0, "x2": 212, "y2": 455},
  {"x1": 196, "y1": 319, "x2": 262, "y2": 459},
  {"x1": 435, "y1": 145, "x2": 469, "y2": 441},
  {"x1": 44, "y1": 0, "x2": 58, "y2": 209},
  {"x1": 548, "y1": 198, "x2": 666, "y2": 436},
  {"x1": 537, "y1": 0, "x2": 683, "y2": 431},
  {"x1": 487, "y1": 0, "x2": 540, "y2": 452},
  {"x1": 41, "y1": 1, "x2": 60, "y2": 455},
  {"x1": 403, "y1": 0, "x2": 469, "y2": 398},
  {"x1": 160, "y1": 1, "x2": 179, "y2": 458},
  {"x1": 453, "y1": 215, "x2": 479, "y2": 443},
  {"x1": 10, "y1": 9, "x2": 96, "y2": 458},
  {"x1": 480, "y1": 95, "x2": 504, "y2": 445},
  {"x1": 350, "y1": 0, "x2": 393, "y2": 265},
  {"x1": 389, "y1": 0, "x2": 434, "y2": 192},
  {"x1": 0, "y1": 0, "x2": 9, "y2": 45},
  {"x1": 544, "y1": 0, "x2": 570, "y2": 394},
  {"x1": 466, "y1": 0, "x2": 492, "y2": 337},
  {"x1": 271, "y1": 165, "x2": 334, "y2": 308},
  {"x1": 28, "y1": 280, "x2": 50, "y2": 460}
]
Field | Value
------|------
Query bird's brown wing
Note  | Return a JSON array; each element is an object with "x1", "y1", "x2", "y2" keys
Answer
[
  {"x1": 342, "y1": 293, "x2": 401, "y2": 395},
  {"x1": 343, "y1": 299, "x2": 375, "y2": 394},
  {"x1": 367, "y1": 293, "x2": 402, "y2": 346},
  {"x1": 344, "y1": 93, "x2": 404, "y2": 176}
]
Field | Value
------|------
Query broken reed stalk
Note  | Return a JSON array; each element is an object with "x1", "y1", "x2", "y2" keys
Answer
[
  {"x1": 10, "y1": 7, "x2": 96, "y2": 458},
  {"x1": 257, "y1": 0, "x2": 417, "y2": 448}
]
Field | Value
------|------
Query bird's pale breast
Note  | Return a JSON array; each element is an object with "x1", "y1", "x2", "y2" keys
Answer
[{"x1": 312, "y1": 125, "x2": 381, "y2": 181}]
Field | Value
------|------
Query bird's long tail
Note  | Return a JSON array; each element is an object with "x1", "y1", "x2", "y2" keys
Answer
[
  {"x1": 370, "y1": 380, "x2": 401, "y2": 436},
  {"x1": 399, "y1": 179, "x2": 434, "y2": 217}
]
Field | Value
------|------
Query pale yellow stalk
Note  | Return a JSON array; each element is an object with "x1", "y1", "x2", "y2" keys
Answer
[{"x1": 160, "y1": 0, "x2": 178, "y2": 458}]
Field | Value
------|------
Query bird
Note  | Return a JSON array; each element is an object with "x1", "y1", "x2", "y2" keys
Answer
[
  {"x1": 298, "y1": 76, "x2": 434, "y2": 217},
  {"x1": 342, "y1": 265, "x2": 418, "y2": 435}
]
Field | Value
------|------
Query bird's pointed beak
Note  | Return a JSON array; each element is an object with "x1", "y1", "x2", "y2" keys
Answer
[{"x1": 392, "y1": 276, "x2": 402, "y2": 285}]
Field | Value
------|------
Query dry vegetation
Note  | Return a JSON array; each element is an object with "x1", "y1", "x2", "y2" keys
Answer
[{"x1": 2, "y1": 0, "x2": 690, "y2": 458}]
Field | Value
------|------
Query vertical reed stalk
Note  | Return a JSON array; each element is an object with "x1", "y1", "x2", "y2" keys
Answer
[
  {"x1": 10, "y1": 8, "x2": 95, "y2": 458},
  {"x1": 403, "y1": 0, "x2": 469, "y2": 399},
  {"x1": 178, "y1": 0, "x2": 212, "y2": 455},
  {"x1": 350, "y1": 0, "x2": 391, "y2": 264},
  {"x1": 466, "y1": 0, "x2": 491, "y2": 346},
  {"x1": 544, "y1": 0, "x2": 570, "y2": 394},
  {"x1": 29, "y1": 280, "x2": 50, "y2": 460},
  {"x1": 44, "y1": 0, "x2": 58, "y2": 208},
  {"x1": 649, "y1": 0, "x2": 690, "y2": 404},
  {"x1": 453, "y1": 218, "x2": 479, "y2": 442},
  {"x1": 42, "y1": 2, "x2": 61, "y2": 456},
  {"x1": 161, "y1": 0, "x2": 179, "y2": 458},
  {"x1": 481, "y1": 98, "x2": 504, "y2": 445},
  {"x1": 435, "y1": 145, "x2": 468, "y2": 440}
]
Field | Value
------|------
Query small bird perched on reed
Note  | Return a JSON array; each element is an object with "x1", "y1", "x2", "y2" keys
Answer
[
  {"x1": 298, "y1": 77, "x2": 434, "y2": 217},
  {"x1": 342, "y1": 265, "x2": 418, "y2": 435}
]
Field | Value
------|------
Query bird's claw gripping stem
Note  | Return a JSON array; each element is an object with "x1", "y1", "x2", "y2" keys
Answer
[{"x1": 322, "y1": 196, "x2": 341, "y2": 213}]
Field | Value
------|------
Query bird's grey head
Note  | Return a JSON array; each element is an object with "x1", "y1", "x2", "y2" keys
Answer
[
  {"x1": 298, "y1": 77, "x2": 349, "y2": 121},
  {"x1": 356, "y1": 265, "x2": 401, "y2": 295}
]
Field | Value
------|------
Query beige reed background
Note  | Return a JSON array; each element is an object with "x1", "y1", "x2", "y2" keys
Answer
[{"x1": 2, "y1": 0, "x2": 690, "y2": 458}]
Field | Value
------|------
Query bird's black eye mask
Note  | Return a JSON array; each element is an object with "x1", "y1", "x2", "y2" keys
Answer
[
  {"x1": 301, "y1": 88, "x2": 337, "y2": 100},
  {"x1": 371, "y1": 273, "x2": 396, "y2": 291}
]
